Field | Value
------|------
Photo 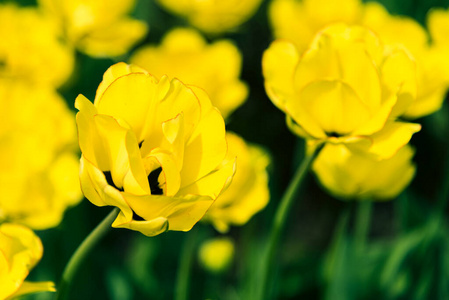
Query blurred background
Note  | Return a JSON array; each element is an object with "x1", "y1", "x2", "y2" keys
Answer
[{"x1": 3, "y1": 0, "x2": 449, "y2": 299}]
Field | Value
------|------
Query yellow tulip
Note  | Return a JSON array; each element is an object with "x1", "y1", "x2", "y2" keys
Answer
[
  {"x1": 263, "y1": 24, "x2": 420, "y2": 159},
  {"x1": 38, "y1": 0, "x2": 148, "y2": 57},
  {"x1": 76, "y1": 63, "x2": 235, "y2": 237},
  {"x1": 131, "y1": 28, "x2": 248, "y2": 119},
  {"x1": 268, "y1": 0, "x2": 449, "y2": 119},
  {"x1": 202, "y1": 132, "x2": 270, "y2": 233},
  {"x1": 0, "y1": 223, "x2": 55, "y2": 299},
  {"x1": 198, "y1": 237, "x2": 234, "y2": 273},
  {"x1": 361, "y1": 2, "x2": 449, "y2": 119},
  {"x1": 156, "y1": 0, "x2": 262, "y2": 34},
  {"x1": 0, "y1": 80, "x2": 81, "y2": 230},
  {"x1": 0, "y1": 4, "x2": 74, "y2": 88},
  {"x1": 313, "y1": 144, "x2": 415, "y2": 200},
  {"x1": 269, "y1": 0, "x2": 363, "y2": 53}
]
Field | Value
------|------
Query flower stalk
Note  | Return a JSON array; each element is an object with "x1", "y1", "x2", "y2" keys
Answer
[
  {"x1": 175, "y1": 228, "x2": 198, "y2": 300},
  {"x1": 56, "y1": 208, "x2": 119, "y2": 300},
  {"x1": 257, "y1": 143, "x2": 323, "y2": 300}
]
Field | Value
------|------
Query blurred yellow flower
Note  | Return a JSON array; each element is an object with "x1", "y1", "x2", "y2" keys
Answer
[
  {"x1": 76, "y1": 63, "x2": 235, "y2": 237},
  {"x1": 0, "y1": 223, "x2": 55, "y2": 299},
  {"x1": 0, "y1": 80, "x2": 81, "y2": 230},
  {"x1": 202, "y1": 132, "x2": 270, "y2": 233},
  {"x1": 362, "y1": 2, "x2": 449, "y2": 119},
  {"x1": 198, "y1": 237, "x2": 234, "y2": 273},
  {"x1": 263, "y1": 24, "x2": 420, "y2": 159},
  {"x1": 131, "y1": 28, "x2": 248, "y2": 119},
  {"x1": 269, "y1": 0, "x2": 449, "y2": 119},
  {"x1": 0, "y1": 4, "x2": 74, "y2": 88},
  {"x1": 313, "y1": 144, "x2": 415, "y2": 200},
  {"x1": 156, "y1": 0, "x2": 262, "y2": 34},
  {"x1": 269, "y1": 0, "x2": 363, "y2": 53},
  {"x1": 38, "y1": 0, "x2": 148, "y2": 57}
]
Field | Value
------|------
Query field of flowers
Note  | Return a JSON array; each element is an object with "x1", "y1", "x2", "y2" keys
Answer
[{"x1": 2, "y1": 0, "x2": 449, "y2": 299}]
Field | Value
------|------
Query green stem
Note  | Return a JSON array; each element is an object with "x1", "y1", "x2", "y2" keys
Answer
[
  {"x1": 56, "y1": 208, "x2": 119, "y2": 300},
  {"x1": 354, "y1": 200, "x2": 373, "y2": 254},
  {"x1": 175, "y1": 228, "x2": 198, "y2": 300},
  {"x1": 257, "y1": 143, "x2": 323, "y2": 300}
]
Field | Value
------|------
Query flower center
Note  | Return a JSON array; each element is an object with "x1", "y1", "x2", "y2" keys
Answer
[{"x1": 148, "y1": 167, "x2": 163, "y2": 195}]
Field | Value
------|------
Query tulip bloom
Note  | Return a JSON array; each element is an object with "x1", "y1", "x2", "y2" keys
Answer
[
  {"x1": 131, "y1": 28, "x2": 248, "y2": 119},
  {"x1": 269, "y1": 0, "x2": 362, "y2": 53},
  {"x1": 0, "y1": 4, "x2": 74, "y2": 88},
  {"x1": 76, "y1": 63, "x2": 234, "y2": 236},
  {"x1": 155, "y1": 0, "x2": 262, "y2": 34},
  {"x1": 263, "y1": 24, "x2": 420, "y2": 159},
  {"x1": 268, "y1": 0, "x2": 449, "y2": 119},
  {"x1": 202, "y1": 132, "x2": 270, "y2": 233},
  {"x1": 0, "y1": 223, "x2": 55, "y2": 299},
  {"x1": 38, "y1": 0, "x2": 147, "y2": 57},
  {"x1": 313, "y1": 144, "x2": 415, "y2": 200},
  {"x1": 0, "y1": 80, "x2": 81, "y2": 230},
  {"x1": 362, "y1": 2, "x2": 449, "y2": 118}
]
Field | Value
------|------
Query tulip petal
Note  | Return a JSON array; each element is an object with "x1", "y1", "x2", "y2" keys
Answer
[
  {"x1": 178, "y1": 157, "x2": 236, "y2": 199},
  {"x1": 96, "y1": 72, "x2": 160, "y2": 141},
  {"x1": 287, "y1": 80, "x2": 371, "y2": 137},
  {"x1": 180, "y1": 87, "x2": 227, "y2": 187},
  {"x1": 122, "y1": 193, "x2": 214, "y2": 233},
  {"x1": 8, "y1": 281, "x2": 55, "y2": 299},
  {"x1": 262, "y1": 40, "x2": 300, "y2": 110},
  {"x1": 368, "y1": 121, "x2": 421, "y2": 159},
  {"x1": 95, "y1": 62, "x2": 149, "y2": 103}
]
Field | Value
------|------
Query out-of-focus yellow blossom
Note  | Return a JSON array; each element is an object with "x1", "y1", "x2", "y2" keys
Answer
[
  {"x1": 155, "y1": 0, "x2": 262, "y2": 34},
  {"x1": 0, "y1": 223, "x2": 55, "y2": 299},
  {"x1": 202, "y1": 132, "x2": 269, "y2": 233},
  {"x1": 269, "y1": 0, "x2": 449, "y2": 119},
  {"x1": 269, "y1": 0, "x2": 363, "y2": 53},
  {"x1": 313, "y1": 144, "x2": 415, "y2": 200},
  {"x1": 427, "y1": 6, "x2": 449, "y2": 47},
  {"x1": 0, "y1": 4, "x2": 73, "y2": 88},
  {"x1": 76, "y1": 63, "x2": 235, "y2": 237},
  {"x1": 131, "y1": 28, "x2": 248, "y2": 119},
  {"x1": 0, "y1": 80, "x2": 81, "y2": 230},
  {"x1": 263, "y1": 24, "x2": 420, "y2": 159},
  {"x1": 362, "y1": 2, "x2": 449, "y2": 118},
  {"x1": 198, "y1": 237, "x2": 234, "y2": 273},
  {"x1": 38, "y1": 0, "x2": 148, "y2": 57}
]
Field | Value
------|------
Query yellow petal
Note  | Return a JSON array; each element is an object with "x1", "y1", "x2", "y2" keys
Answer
[
  {"x1": 262, "y1": 39, "x2": 299, "y2": 110},
  {"x1": 367, "y1": 121, "x2": 421, "y2": 159},
  {"x1": 178, "y1": 157, "x2": 236, "y2": 199},
  {"x1": 95, "y1": 72, "x2": 160, "y2": 141},
  {"x1": 95, "y1": 62, "x2": 149, "y2": 103},
  {"x1": 7, "y1": 281, "x2": 55, "y2": 299},
  {"x1": 287, "y1": 80, "x2": 371, "y2": 137},
  {"x1": 77, "y1": 18, "x2": 148, "y2": 58},
  {"x1": 121, "y1": 193, "x2": 214, "y2": 233},
  {"x1": 180, "y1": 86, "x2": 228, "y2": 187}
]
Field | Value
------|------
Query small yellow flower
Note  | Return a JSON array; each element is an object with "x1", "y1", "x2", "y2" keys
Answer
[
  {"x1": 0, "y1": 80, "x2": 81, "y2": 230},
  {"x1": 263, "y1": 24, "x2": 420, "y2": 159},
  {"x1": 76, "y1": 63, "x2": 235, "y2": 237},
  {"x1": 0, "y1": 223, "x2": 55, "y2": 299},
  {"x1": 313, "y1": 144, "x2": 415, "y2": 200},
  {"x1": 0, "y1": 4, "x2": 74, "y2": 88},
  {"x1": 156, "y1": 0, "x2": 262, "y2": 34},
  {"x1": 202, "y1": 132, "x2": 270, "y2": 233},
  {"x1": 38, "y1": 0, "x2": 148, "y2": 57},
  {"x1": 131, "y1": 28, "x2": 248, "y2": 119},
  {"x1": 198, "y1": 237, "x2": 234, "y2": 273}
]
